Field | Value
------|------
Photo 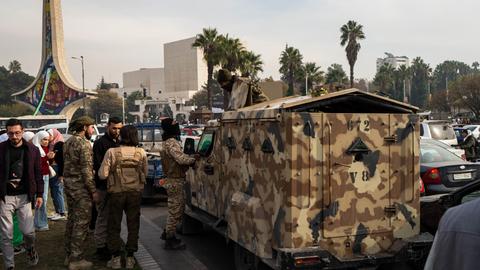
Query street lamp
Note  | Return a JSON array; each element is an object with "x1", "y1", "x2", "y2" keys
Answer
[{"x1": 72, "y1": 56, "x2": 86, "y2": 115}]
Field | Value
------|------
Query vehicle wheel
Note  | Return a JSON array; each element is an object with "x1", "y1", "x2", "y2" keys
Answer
[
  {"x1": 178, "y1": 213, "x2": 204, "y2": 235},
  {"x1": 234, "y1": 244, "x2": 259, "y2": 270}
]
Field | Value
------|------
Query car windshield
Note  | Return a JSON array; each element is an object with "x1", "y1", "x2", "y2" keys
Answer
[
  {"x1": 465, "y1": 126, "x2": 478, "y2": 132},
  {"x1": 428, "y1": 123, "x2": 456, "y2": 140},
  {"x1": 420, "y1": 143, "x2": 463, "y2": 163}
]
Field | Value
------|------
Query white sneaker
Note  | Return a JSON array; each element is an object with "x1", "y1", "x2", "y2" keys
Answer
[
  {"x1": 51, "y1": 213, "x2": 67, "y2": 221},
  {"x1": 47, "y1": 213, "x2": 56, "y2": 219}
]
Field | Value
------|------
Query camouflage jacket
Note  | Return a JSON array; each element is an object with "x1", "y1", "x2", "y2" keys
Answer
[
  {"x1": 160, "y1": 138, "x2": 195, "y2": 179},
  {"x1": 228, "y1": 78, "x2": 268, "y2": 110},
  {"x1": 63, "y1": 134, "x2": 95, "y2": 194}
]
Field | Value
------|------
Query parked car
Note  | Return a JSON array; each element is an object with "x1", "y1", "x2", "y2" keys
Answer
[
  {"x1": 421, "y1": 179, "x2": 480, "y2": 234},
  {"x1": 421, "y1": 138, "x2": 465, "y2": 160},
  {"x1": 420, "y1": 141, "x2": 480, "y2": 195},
  {"x1": 420, "y1": 120, "x2": 458, "y2": 146},
  {"x1": 463, "y1": 124, "x2": 480, "y2": 139}
]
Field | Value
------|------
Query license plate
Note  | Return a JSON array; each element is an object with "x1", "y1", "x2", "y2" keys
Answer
[{"x1": 454, "y1": 173, "x2": 471, "y2": 180}]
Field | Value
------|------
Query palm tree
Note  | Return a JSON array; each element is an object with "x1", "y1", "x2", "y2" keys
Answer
[
  {"x1": 192, "y1": 28, "x2": 222, "y2": 109},
  {"x1": 301, "y1": 62, "x2": 324, "y2": 95},
  {"x1": 325, "y1": 63, "x2": 348, "y2": 85},
  {"x1": 396, "y1": 65, "x2": 411, "y2": 101},
  {"x1": 473, "y1": 61, "x2": 479, "y2": 72},
  {"x1": 239, "y1": 51, "x2": 263, "y2": 79},
  {"x1": 218, "y1": 35, "x2": 245, "y2": 72},
  {"x1": 340, "y1": 20, "x2": 366, "y2": 88},
  {"x1": 8, "y1": 60, "x2": 21, "y2": 73},
  {"x1": 279, "y1": 45, "x2": 303, "y2": 96},
  {"x1": 373, "y1": 63, "x2": 395, "y2": 96},
  {"x1": 410, "y1": 57, "x2": 432, "y2": 108}
]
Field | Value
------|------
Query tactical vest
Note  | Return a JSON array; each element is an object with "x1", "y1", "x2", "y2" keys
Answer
[
  {"x1": 107, "y1": 147, "x2": 145, "y2": 193},
  {"x1": 160, "y1": 141, "x2": 189, "y2": 179}
]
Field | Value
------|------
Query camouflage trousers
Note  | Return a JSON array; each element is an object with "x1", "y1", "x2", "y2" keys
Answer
[
  {"x1": 64, "y1": 181, "x2": 92, "y2": 261},
  {"x1": 164, "y1": 178, "x2": 185, "y2": 236}
]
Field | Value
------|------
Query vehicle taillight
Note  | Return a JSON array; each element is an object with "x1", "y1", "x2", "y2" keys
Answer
[
  {"x1": 419, "y1": 178, "x2": 425, "y2": 193},
  {"x1": 422, "y1": 168, "x2": 441, "y2": 184}
]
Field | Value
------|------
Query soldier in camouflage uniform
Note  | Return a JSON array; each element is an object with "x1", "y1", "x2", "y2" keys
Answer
[
  {"x1": 159, "y1": 118, "x2": 198, "y2": 250},
  {"x1": 63, "y1": 116, "x2": 99, "y2": 270},
  {"x1": 217, "y1": 69, "x2": 269, "y2": 110}
]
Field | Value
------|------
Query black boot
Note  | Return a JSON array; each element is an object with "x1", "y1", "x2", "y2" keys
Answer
[
  {"x1": 164, "y1": 235, "x2": 186, "y2": 250},
  {"x1": 95, "y1": 246, "x2": 111, "y2": 260}
]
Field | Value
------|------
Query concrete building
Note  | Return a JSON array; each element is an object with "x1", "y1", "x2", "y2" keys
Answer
[
  {"x1": 122, "y1": 68, "x2": 165, "y2": 100},
  {"x1": 163, "y1": 37, "x2": 208, "y2": 99},
  {"x1": 376, "y1": 52, "x2": 409, "y2": 71}
]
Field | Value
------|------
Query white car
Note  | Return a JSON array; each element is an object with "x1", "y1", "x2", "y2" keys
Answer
[
  {"x1": 420, "y1": 120, "x2": 458, "y2": 146},
  {"x1": 421, "y1": 138, "x2": 466, "y2": 160}
]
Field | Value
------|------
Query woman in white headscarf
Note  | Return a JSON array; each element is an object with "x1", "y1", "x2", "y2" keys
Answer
[
  {"x1": 22, "y1": 131, "x2": 35, "y2": 143},
  {"x1": 32, "y1": 131, "x2": 55, "y2": 231}
]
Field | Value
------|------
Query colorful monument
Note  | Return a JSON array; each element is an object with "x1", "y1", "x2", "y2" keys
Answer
[{"x1": 12, "y1": 0, "x2": 94, "y2": 119}]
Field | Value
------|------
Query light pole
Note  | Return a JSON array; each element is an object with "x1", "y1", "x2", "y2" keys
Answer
[
  {"x1": 122, "y1": 91, "x2": 126, "y2": 124},
  {"x1": 72, "y1": 56, "x2": 86, "y2": 115}
]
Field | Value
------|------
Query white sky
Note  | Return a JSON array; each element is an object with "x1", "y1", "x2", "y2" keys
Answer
[{"x1": 1, "y1": 0, "x2": 478, "y2": 89}]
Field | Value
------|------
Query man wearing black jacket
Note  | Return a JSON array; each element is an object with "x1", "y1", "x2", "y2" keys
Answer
[
  {"x1": 92, "y1": 117, "x2": 122, "y2": 259},
  {"x1": 0, "y1": 118, "x2": 43, "y2": 269}
]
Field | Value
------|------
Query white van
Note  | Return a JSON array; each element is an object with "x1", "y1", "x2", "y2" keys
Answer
[
  {"x1": 39, "y1": 123, "x2": 100, "y2": 141},
  {"x1": 420, "y1": 120, "x2": 458, "y2": 146}
]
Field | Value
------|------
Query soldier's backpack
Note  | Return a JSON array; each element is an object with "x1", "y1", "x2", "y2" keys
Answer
[{"x1": 112, "y1": 147, "x2": 145, "y2": 191}]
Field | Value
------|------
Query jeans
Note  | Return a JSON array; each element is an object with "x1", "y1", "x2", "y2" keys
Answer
[
  {"x1": 49, "y1": 165, "x2": 65, "y2": 214},
  {"x1": 34, "y1": 175, "x2": 49, "y2": 229},
  {"x1": 0, "y1": 194, "x2": 36, "y2": 269}
]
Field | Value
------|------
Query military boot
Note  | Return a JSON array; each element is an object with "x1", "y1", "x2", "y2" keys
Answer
[
  {"x1": 164, "y1": 235, "x2": 186, "y2": 250},
  {"x1": 68, "y1": 259, "x2": 93, "y2": 270},
  {"x1": 95, "y1": 246, "x2": 111, "y2": 260}
]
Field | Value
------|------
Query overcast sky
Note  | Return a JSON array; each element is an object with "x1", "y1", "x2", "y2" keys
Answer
[{"x1": 1, "y1": 0, "x2": 478, "y2": 89}]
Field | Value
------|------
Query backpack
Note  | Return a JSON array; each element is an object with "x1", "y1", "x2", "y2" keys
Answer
[{"x1": 112, "y1": 147, "x2": 145, "y2": 191}]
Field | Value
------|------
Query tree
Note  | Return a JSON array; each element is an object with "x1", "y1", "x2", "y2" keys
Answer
[
  {"x1": 0, "y1": 103, "x2": 33, "y2": 117},
  {"x1": 340, "y1": 20, "x2": 366, "y2": 88},
  {"x1": 188, "y1": 81, "x2": 224, "y2": 109},
  {"x1": 8, "y1": 60, "x2": 21, "y2": 73},
  {"x1": 279, "y1": 45, "x2": 303, "y2": 96},
  {"x1": 96, "y1": 76, "x2": 109, "y2": 90},
  {"x1": 396, "y1": 65, "x2": 411, "y2": 102},
  {"x1": 428, "y1": 90, "x2": 450, "y2": 112},
  {"x1": 410, "y1": 57, "x2": 432, "y2": 109},
  {"x1": 450, "y1": 74, "x2": 480, "y2": 120},
  {"x1": 325, "y1": 63, "x2": 348, "y2": 85},
  {"x1": 0, "y1": 62, "x2": 35, "y2": 105},
  {"x1": 218, "y1": 35, "x2": 245, "y2": 72},
  {"x1": 239, "y1": 50, "x2": 263, "y2": 79},
  {"x1": 296, "y1": 62, "x2": 324, "y2": 95},
  {"x1": 88, "y1": 89, "x2": 123, "y2": 122},
  {"x1": 192, "y1": 28, "x2": 223, "y2": 110},
  {"x1": 373, "y1": 63, "x2": 396, "y2": 97},
  {"x1": 431, "y1": 60, "x2": 471, "y2": 92},
  {"x1": 473, "y1": 61, "x2": 479, "y2": 72}
]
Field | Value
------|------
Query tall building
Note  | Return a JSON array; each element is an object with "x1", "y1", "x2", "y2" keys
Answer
[
  {"x1": 122, "y1": 68, "x2": 164, "y2": 100},
  {"x1": 163, "y1": 37, "x2": 208, "y2": 100},
  {"x1": 376, "y1": 52, "x2": 409, "y2": 71}
]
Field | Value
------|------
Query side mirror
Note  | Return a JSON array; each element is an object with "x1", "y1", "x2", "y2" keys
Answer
[{"x1": 184, "y1": 138, "x2": 195, "y2": 155}]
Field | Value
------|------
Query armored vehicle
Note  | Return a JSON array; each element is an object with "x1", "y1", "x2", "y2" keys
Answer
[{"x1": 184, "y1": 89, "x2": 432, "y2": 269}]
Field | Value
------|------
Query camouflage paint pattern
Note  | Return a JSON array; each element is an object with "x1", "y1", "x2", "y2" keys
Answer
[{"x1": 186, "y1": 91, "x2": 420, "y2": 262}]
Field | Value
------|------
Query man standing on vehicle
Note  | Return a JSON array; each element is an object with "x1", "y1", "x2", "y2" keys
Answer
[
  {"x1": 0, "y1": 118, "x2": 42, "y2": 269},
  {"x1": 160, "y1": 118, "x2": 198, "y2": 250},
  {"x1": 92, "y1": 117, "x2": 122, "y2": 260},
  {"x1": 217, "y1": 69, "x2": 268, "y2": 110},
  {"x1": 63, "y1": 116, "x2": 99, "y2": 269}
]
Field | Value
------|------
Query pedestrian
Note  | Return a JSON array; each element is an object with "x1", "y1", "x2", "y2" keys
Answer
[
  {"x1": 22, "y1": 131, "x2": 35, "y2": 143},
  {"x1": 32, "y1": 131, "x2": 54, "y2": 231},
  {"x1": 99, "y1": 125, "x2": 147, "y2": 269},
  {"x1": 424, "y1": 197, "x2": 480, "y2": 270},
  {"x1": 92, "y1": 117, "x2": 122, "y2": 260},
  {"x1": 63, "y1": 116, "x2": 99, "y2": 270},
  {"x1": 46, "y1": 128, "x2": 67, "y2": 221},
  {"x1": 159, "y1": 118, "x2": 198, "y2": 250},
  {"x1": 459, "y1": 129, "x2": 477, "y2": 162},
  {"x1": 0, "y1": 118, "x2": 42, "y2": 269}
]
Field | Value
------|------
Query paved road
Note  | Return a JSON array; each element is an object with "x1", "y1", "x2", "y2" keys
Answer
[{"x1": 138, "y1": 201, "x2": 236, "y2": 270}]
